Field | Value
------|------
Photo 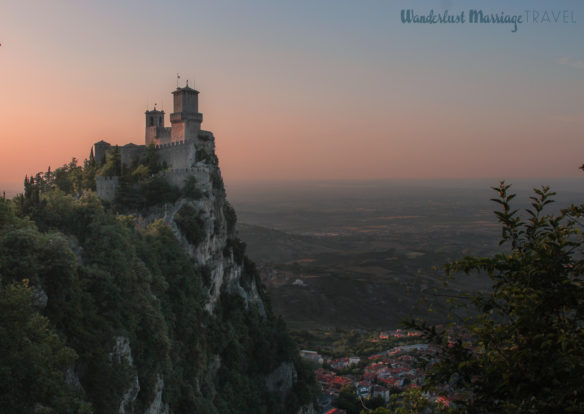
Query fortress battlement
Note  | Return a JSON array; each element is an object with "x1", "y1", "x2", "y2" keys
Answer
[
  {"x1": 93, "y1": 83, "x2": 216, "y2": 200},
  {"x1": 157, "y1": 166, "x2": 211, "y2": 177},
  {"x1": 155, "y1": 140, "x2": 186, "y2": 150},
  {"x1": 160, "y1": 166, "x2": 212, "y2": 192}
]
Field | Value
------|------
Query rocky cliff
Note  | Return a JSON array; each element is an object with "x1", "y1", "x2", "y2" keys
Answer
[{"x1": 0, "y1": 145, "x2": 317, "y2": 413}]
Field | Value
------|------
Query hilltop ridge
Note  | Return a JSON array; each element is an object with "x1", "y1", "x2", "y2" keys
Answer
[{"x1": 0, "y1": 85, "x2": 317, "y2": 413}]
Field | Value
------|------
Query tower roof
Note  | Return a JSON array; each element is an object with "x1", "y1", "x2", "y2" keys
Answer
[{"x1": 173, "y1": 85, "x2": 199, "y2": 95}]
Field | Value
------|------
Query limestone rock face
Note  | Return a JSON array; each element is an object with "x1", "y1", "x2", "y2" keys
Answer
[
  {"x1": 19, "y1": 85, "x2": 316, "y2": 413},
  {"x1": 64, "y1": 367, "x2": 83, "y2": 392},
  {"x1": 145, "y1": 160, "x2": 265, "y2": 316},
  {"x1": 144, "y1": 376, "x2": 169, "y2": 414},
  {"x1": 114, "y1": 157, "x2": 296, "y2": 412},
  {"x1": 266, "y1": 362, "x2": 297, "y2": 394},
  {"x1": 111, "y1": 337, "x2": 140, "y2": 414},
  {"x1": 31, "y1": 285, "x2": 48, "y2": 309},
  {"x1": 89, "y1": 131, "x2": 315, "y2": 414},
  {"x1": 119, "y1": 376, "x2": 140, "y2": 414}
]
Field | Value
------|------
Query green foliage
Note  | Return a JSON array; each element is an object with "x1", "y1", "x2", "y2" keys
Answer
[
  {"x1": 82, "y1": 158, "x2": 98, "y2": 191},
  {"x1": 334, "y1": 386, "x2": 362, "y2": 414},
  {"x1": 145, "y1": 143, "x2": 162, "y2": 174},
  {"x1": 98, "y1": 146, "x2": 121, "y2": 177},
  {"x1": 100, "y1": 146, "x2": 182, "y2": 211},
  {"x1": 0, "y1": 198, "x2": 19, "y2": 228},
  {"x1": 174, "y1": 204, "x2": 206, "y2": 246},
  {"x1": 223, "y1": 237, "x2": 247, "y2": 264},
  {"x1": 53, "y1": 159, "x2": 84, "y2": 194},
  {"x1": 13, "y1": 159, "x2": 98, "y2": 223},
  {"x1": 408, "y1": 182, "x2": 584, "y2": 413},
  {"x1": 182, "y1": 175, "x2": 202, "y2": 200},
  {"x1": 131, "y1": 164, "x2": 150, "y2": 181},
  {"x1": 0, "y1": 280, "x2": 91, "y2": 414},
  {"x1": 208, "y1": 293, "x2": 305, "y2": 413},
  {"x1": 1, "y1": 194, "x2": 172, "y2": 412},
  {"x1": 2, "y1": 159, "x2": 317, "y2": 413},
  {"x1": 115, "y1": 176, "x2": 181, "y2": 211}
]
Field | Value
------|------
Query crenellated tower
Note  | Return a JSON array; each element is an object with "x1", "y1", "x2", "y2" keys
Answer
[
  {"x1": 94, "y1": 81, "x2": 216, "y2": 200},
  {"x1": 145, "y1": 108, "x2": 169, "y2": 145},
  {"x1": 170, "y1": 83, "x2": 203, "y2": 142}
]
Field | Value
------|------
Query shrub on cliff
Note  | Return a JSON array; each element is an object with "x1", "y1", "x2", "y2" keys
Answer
[
  {"x1": 174, "y1": 204, "x2": 206, "y2": 246},
  {"x1": 4, "y1": 159, "x2": 317, "y2": 413},
  {"x1": 409, "y1": 182, "x2": 584, "y2": 413}
]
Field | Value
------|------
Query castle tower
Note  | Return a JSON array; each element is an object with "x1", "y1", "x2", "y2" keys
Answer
[
  {"x1": 146, "y1": 108, "x2": 164, "y2": 128},
  {"x1": 93, "y1": 140, "x2": 112, "y2": 165},
  {"x1": 145, "y1": 108, "x2": 168, "y2": 145},
  {"x1": 170, "y1": 83, "x2": 203, "y2": 142}
]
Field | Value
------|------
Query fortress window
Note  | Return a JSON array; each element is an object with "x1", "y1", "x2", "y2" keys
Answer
[{"x1": 150, "y1": 116, "x2": 154, "y2": 126}]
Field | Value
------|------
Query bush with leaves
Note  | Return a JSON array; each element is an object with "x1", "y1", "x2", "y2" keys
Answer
[
  {"x1": 0, "y1": 279, "x2": 91, "y2": 414},
  {"x1": 2, "y1": 157, "x2": 319, "y2": 413},
  {"x1": 409, "y1": 182, "x2": 584, "y2": 413},
  {"x1": 98, "y1": 146, "x2": 121, "y2": 177},
  {"x1": 174, "y1": 204, "x2": 206, "y2": 246}
]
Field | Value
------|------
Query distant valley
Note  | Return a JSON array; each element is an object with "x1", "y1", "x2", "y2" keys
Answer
[{"x1": 229, "y1": 179, "x2": 584, "y2": 330}]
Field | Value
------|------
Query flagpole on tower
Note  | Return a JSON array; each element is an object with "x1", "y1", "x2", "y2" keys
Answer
[{"x1": 177, "y1": 73, "x2": 180, "y2": 88}]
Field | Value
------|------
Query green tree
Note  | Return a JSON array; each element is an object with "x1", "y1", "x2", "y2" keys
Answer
[
  {"x1": 0, "y1": 280, "x2": 91, "y2": 414},
  {"x1": 145, "y1": 143, "x2": 161, "y2": 174},
  {"x1": 98, "y1": 146, "x2": 121, "y2": 177},
  {"x1": 174, "y1": 204, "x2": 206, "y2": 246},
  {"x1": 410, "y1": 182, "x2": 584, "y2": 413},
  {"x1": 52, "y1": 158, "x2": 83, "y2": 195},
  {"x1": 82, "y1": 157, "x2": 97, "y2": 191},
  {"x1": 334, "y1": 386, "x2": 362, "y2": 414},
  {"x1": 3, "y1": 156, "x2": 318, "y2": 413}
]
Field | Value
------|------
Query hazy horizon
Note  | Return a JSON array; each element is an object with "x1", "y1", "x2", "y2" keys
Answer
[{"x1": 3, "y1": 175, "x2": 584, "y2": 200}]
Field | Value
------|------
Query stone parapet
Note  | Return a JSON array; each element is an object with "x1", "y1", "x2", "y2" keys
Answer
[{"x1": 96, "y1": 176, "x2": 119, "y2": 201}]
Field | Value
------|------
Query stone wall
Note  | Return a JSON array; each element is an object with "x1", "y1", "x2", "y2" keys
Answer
[
  {"x1": 93, "y1": 141, "x2": 112, "y2": 165},
  {"x1": 155, "y1": 140, "x2": 195, "y2": 170},
  {"x1": 146, "y1": 126, "x2": 171, "y2": 146},
  {"x1": 96, "y1": 176, "x2": 119, "y2": 201},
  {"x1": 95, "y1": 131, "x2": 210, "y2": 200},
  {"x1": 159, "y1": 166, "x2": 212, "y2": 193},
  {"x1": 121, "y1": 144, "x2": 146, "y2": 168}
]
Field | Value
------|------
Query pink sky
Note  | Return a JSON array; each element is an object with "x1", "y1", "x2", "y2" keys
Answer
[{"x1": 1, "y1": 1, "x2": 583, "y2": 195}]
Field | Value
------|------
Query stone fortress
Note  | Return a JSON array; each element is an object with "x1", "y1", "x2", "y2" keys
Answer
[{"x1": 94, "y1": 82, "x2": 216, "y2": 200}]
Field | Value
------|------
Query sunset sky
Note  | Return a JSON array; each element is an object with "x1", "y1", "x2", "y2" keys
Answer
[{"x1": 1, "y1": 0, "x2": 583, "y2": 195}]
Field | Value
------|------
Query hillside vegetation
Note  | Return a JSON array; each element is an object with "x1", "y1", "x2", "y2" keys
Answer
[{"x1": 0, "y1": 155, "x2": 316, "y2": 413}]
